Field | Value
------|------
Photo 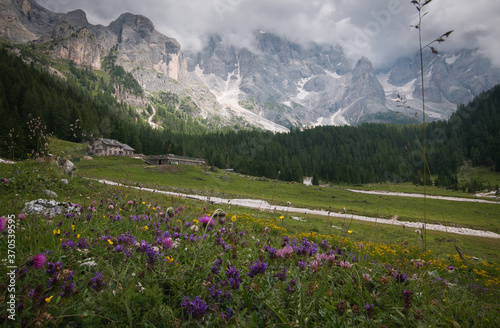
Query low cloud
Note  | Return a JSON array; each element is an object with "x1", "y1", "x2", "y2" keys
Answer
[{"x1": 36, "y1": 0, "x2": 500, "y2": 69}]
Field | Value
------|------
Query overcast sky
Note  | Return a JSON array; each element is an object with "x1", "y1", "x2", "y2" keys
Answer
[{"x1": 35, "y1": 0, "x2": 500, "y2": 69}]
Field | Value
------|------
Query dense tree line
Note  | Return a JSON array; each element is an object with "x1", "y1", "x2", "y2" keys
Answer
[
  {"x1": 1, "y1": 44, "x2": 499, "y2": 188},
  {"x1": 169, "y1": 87, "x2": 500, "y2": 186}
]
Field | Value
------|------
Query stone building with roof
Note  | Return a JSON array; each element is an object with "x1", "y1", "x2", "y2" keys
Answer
[
  {"x1": 89, "y1": 138, "x2": 135, "y2": 156},
  {"x1": 145, "y1": 154, "x2": 205, "y2": 166}
]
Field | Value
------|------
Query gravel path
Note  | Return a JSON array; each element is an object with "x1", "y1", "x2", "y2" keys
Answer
[
  {"x1": 92, "y1": 178, "x2": 500, "y2": 239},
  {"x1": 346, "y1": 189, "x2": 500, "y2": 204}
]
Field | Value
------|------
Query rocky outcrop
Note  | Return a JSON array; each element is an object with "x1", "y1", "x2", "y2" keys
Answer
[
  {"x1": 0, "y1": 0, "x2": 187, "y2": 81},
  {"x1": 0, "y1": 0, "x2": 37, "y2": 42},
  {"x1": 49, "y1": 27, "x2": 102, "y2": 69},
  {"x1": 108, "y1": 13, "x2": 187, "y2": 80}
]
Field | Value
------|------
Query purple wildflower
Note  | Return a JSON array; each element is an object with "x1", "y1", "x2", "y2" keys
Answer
[
  {"x1": 114, "y1": 245, "x2": 124, "y2": 252},
  {"x1": 395, "y1": 272, "x2": 408, "y2": 283},
  {"x1": 221, "y1": 308, "x2": 233, "y2": 321},
  {"x1": 285, "y1": 279, "x2": 297, "y2": 292},
  {"x1": 88, "y1": 271, "x2": 106, "y2": 291},
  {"x1": 45, "y1": 261, "x2": 63, "y2": 276},
  {"x1": 365, "y1": 303, "x2": 375, "y2": 319},
  {"x1": 0, "y1": 217, "x2": 6, "y2": 232},
  {"x1": 60, "y1": 282, "x2": 76, "y2": 297},
  {"x1": 264, "y1": 246, "x2": 277, "y2": 258},
  {"x1": 247, "y1": 260, "x2": 268, "y2": 278},
  {"x1": 77, "y1": 238, "x2": 89, "y2": 249},
  {"x1": 181, "y1": 296, "x2": 208, "y2": 320},
  {"x1": 208, "y1": 285, "x2": 223, "y2": 301},
  {"x1": 275, "y1": 266, "x2": 287, "y2": 281},
  {"x1": 199, "y1": 215, "x2": 214, "y2": 227},
  {"x1": 18, "y1": 214, "x2": 26, "y2": 220},
  {"x1": 62, "y1": 240, "x2": 76, "y2": 250},
  {"x1": 32, "y1": 254, "x2": 46, "y2": 269},
  {"x1": 163, "y1": 237, "x2": 173, "y2": 249},
  {"x1": 211, "y1": 258, "x2": 223, "y2": 275},
  {"x1": 298, "y1": 260, "x2": 307, "y2": 271},
  {"x1": 225, "y1": 265, "x2": 242, "y2": 289}
]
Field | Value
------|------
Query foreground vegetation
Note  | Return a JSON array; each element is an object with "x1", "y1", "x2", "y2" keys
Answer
[{"x1": 1, "y1": 160, "x2": 500, "y2": 327}]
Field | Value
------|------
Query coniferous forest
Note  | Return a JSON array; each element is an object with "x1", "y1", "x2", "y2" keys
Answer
[{"x1": 1, "y1": 45, "x2": 499, "y2": 188}]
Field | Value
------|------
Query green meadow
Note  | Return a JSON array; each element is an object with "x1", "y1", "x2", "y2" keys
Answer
[{"x1": 1, "y1": 158, "x2": 500, "y2": 326}]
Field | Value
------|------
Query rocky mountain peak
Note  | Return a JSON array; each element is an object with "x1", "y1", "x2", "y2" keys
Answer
[
  {"x1": 351, "y1": 57, "x2": 385, "y2": 99},
  {"x1": 109, "y1": 13, "x2": 155, "y2": 37},
  {"x1": 64, "y1": 9, "x2": 88, "y2": 27}
]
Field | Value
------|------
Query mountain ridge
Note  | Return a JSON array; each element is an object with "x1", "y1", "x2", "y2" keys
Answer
[{"x1": 1, "y1": 0, "x2": 499, "y2": 130}]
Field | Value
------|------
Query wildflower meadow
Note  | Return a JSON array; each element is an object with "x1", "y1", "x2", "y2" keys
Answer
[{"x1": 1, "y1": 161, "x2": 499, "y2": 327}]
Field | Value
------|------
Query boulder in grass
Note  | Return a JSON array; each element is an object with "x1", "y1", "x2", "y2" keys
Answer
[
  {"x1": 43, "y1": 190, "x2": 58, "y2": 199},
  {"x1": 62, "y1": 160, "x2": 77, "y2": 177},
  {"x1": 22, "y1": 199, "x2": 81, "y2": 217}
]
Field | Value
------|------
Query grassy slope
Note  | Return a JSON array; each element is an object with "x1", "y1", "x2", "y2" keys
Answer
[
  {"x1": 75, "y1": 156, "x2": 500, "y2": 233},
  {"x1": 2, "y1": 159, "x2": 500, "y2": 265},
  {"x1": 22, "y1": 138, "x2": 496, "y2": 264}
]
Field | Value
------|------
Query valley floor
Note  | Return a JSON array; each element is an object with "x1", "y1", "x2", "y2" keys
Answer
[{"x1": 91, "y1": 178, "x2": 500, "y2": 239}]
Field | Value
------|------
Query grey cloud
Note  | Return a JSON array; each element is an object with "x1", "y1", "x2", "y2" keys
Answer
[{"x1": 36, "y1": 0, "x2": 500, "y2": 69}]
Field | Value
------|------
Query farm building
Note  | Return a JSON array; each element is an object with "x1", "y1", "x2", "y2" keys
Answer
[
  {"x1": 145, "y1": 154, "x2": 205, "y2": 166},
  {"x1": 89, "y1": 138, "x2": 135, "y2": 156}
]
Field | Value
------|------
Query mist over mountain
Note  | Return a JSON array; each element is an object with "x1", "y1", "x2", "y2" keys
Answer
[{"x1": 1, "y1": 0, "x2": 499, "y2": 130}]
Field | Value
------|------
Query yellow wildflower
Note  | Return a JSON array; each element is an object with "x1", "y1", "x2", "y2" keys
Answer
[
  {"x1": 77, "y1": 234, "x2": 80, "y2": 239},
  {"x1": 347, "y1": 230, "x2": 353, "y2": 234},
  {"x1": 45, "y1": 295, "x2": 53, "y2": 303},
  {"x1": 53, "y1": 229, "x2": 60, "y2": 235},
  {"x1": 165, "y1": 256, "x2": 174, "y2": 264},
  {"x1": 231, "y1": 216, "x2": 237, "y2": 222},
  {"x1": 71, "y1": 225, "x2": 75, "y2": 231},
  {"x1": 144, "y1": 226, "x2": 149, "y2": 230},
  {"x1": 279, "y1": 216, "x2": 284, "y2": 220},
  {"x1": 142, "y1": 202, "x2": 146, "y2": 205},
  {"x1": 107, "y1": 239, "x2": 113, "y2": 245},
  {"x1": 193, "y1": 219, "x2": 199, "y2": 225}
]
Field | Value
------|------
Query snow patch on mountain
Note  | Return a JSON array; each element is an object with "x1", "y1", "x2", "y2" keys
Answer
[
  {"x1": 378, "y1": 72, "x2": 416, "y2": 100},
  {"x1": 296, "y1": 77, "x2": 313, "y2": 100},
  {"x1": 193, "y1": 64, "x2": 288, "y2": 132},
  {"x1": 445, "y1": 54, "x2": 460, "y2": 65},
  {"x1": 325, "y1": 70, "x2": 341, "y2": 79}
]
